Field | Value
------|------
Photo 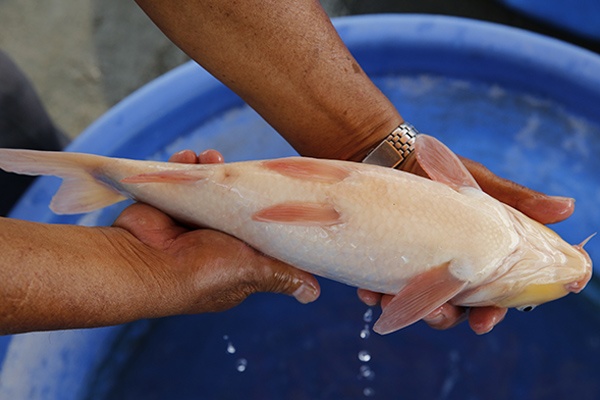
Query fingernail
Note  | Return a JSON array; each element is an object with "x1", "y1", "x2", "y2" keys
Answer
[
  {"x1": 547, "y1": 195, "x2": 575, "y2": 209},
  {"x1": 518, "y1": 196, "x2": 574, "y2": 223},
  {"x1": 520, "y1": 195, "x2": 573, "y2": 209},
  {"x1": 475, "y1": 324, "x2": 494, "y2": 336},
  {"x1": 292, "y1": 282, "x2": 319, "y2": 304},
  {"x1": 473, "y1": 310, "x2": 506, "y2": 335},
  {"x1": 423, "y1": 309, "x2": 445, "y2": 327}
]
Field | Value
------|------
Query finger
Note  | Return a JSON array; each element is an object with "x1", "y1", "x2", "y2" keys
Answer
[
  {"x1": 422, "y1": 303, "x2": 468, "y2": 330},
  {"x1": 198, "y1": 149, "x2": 225, "y2": 164},
  {"x1": 357, "y1": 288, "x2": 382, "y2": 306},
  {"x1": 379, "y1": 294, "x2": 396, "y2": 309},
  {"x1": 468, "y1": 306, "x2": 508, "y2": 335},
  {"x1": 113, "y1": 203, "x2": 187, "y2": 248},
  {"x1": 169, "y1": 150, "x2": 199, "y2": 164},
  {"x1": 460, "y1": 157, "x2": 574, "y2": 224},
  {"x1": 247, "y1": 252, "x2": 321, "y2": 304}
]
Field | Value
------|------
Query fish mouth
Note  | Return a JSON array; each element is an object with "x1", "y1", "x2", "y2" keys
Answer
[{"x1": 565, "y1": 243, "x2": 593, "y2": 293}]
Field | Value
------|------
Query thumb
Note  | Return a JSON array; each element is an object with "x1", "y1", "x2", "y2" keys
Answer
[
  {"x1": 113, "y1": 203, "x2": 187, "y2": 249},
  {"x1": 247, "y1": 253, "x2": 321, "y2": 304}
]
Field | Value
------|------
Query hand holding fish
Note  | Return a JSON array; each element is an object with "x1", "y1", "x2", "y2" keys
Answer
[
  {"x1": 161, "y1": 144, "x2": 585, "y2": 336},
  {"x1": 0, "y1": 0, "x2": 590, "y2": 337},
  {"x1": 112, "y1": 202, "x2": 321, "y2": 313},
  {"x1": 356, "y1": 152, "x2": 577, "y2": 334},
  {"x1": 0, "y1": 149, "x2": 320, "y2": 335},
  {"x1": 0, "y1": 137, "x2": 590, "y2": 335}
]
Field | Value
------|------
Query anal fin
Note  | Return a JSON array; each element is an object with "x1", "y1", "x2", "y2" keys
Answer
[
  {"x1": 373, "y1": 261, "x2": 467, "y2": 335},
  {"x1": 51, "y1": 177, "x2": 127, "y2": 214}
]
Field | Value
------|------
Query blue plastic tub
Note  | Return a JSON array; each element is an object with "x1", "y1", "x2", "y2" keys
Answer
[{"x1": 2, "y1": 15, "x2": 600, "y2": 399}]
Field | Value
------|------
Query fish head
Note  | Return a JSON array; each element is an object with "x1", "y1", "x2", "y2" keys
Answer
[
  {"x1": 409, "y1": 134, "x2": 593, "y2": 312},
  {"x1": 457, "y1": 217, "x2": 594, "y2": 312},
  {"x1": 493, "y1": 232, "x2": 594, "y2": 311}
]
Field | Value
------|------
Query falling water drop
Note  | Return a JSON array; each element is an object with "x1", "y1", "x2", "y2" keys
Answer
[
  {"x1": 363, "y1": 387, "x2": 375, "y2": 397},
  {"x1": 223, "y1": 335, "x2": 236, "y2": 354},
  {"x1": 223, "y1": 335, "x2": 248, "y2": 372},
  {"x1": 360, "y1": 324, "x2": 371, "y2": 340},
  {"x1": 358, "y1": 308, "x2": 375, "y2": 397},
  {"x1": 359, "y1": 365, "x2": 375, "y2": 380},
  {"x1": 363, "y1": 308, "x2": 373, "y2": 323},
  {"x1": 226, "y1": 342, "x2": 236, "y2": 354},
  {"x1": 235, "y1": 358, "x2": 248, "y2": 372},
  {"x1": 358, "y1": 350, "x2": 371, "y2": 362}
]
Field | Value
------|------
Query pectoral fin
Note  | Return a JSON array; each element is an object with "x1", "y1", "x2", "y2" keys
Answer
[
  {"x1": 373, "y1": 262, "x2": 467, "y2": 335},
  {"x1": 415, "y1": 135, "x2": 480, "y2": 190}
]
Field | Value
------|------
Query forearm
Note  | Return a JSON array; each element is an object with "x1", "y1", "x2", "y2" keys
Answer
[
  {"x1": 135, "y1": 0, "x2": 402, "y2": 160},
  {"x1": 0, "y1": 218, "x2": 178, "y2": 334}
]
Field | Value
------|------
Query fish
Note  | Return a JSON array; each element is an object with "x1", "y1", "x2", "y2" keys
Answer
[{"x1": 0, "y1": 135, "x2": 592, "y2": 334}]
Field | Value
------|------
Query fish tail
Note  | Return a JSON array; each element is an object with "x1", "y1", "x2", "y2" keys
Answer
[{"x1": 0, "y1": 149, "x2": 127, "y2": 214}]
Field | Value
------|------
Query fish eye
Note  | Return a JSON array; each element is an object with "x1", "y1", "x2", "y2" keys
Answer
[{"x1": 517, "y1": 305, "x2": 536, "y2": 312}]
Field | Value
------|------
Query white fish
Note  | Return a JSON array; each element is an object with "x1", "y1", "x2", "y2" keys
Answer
[{"x1": 0, "y1": 135, "x2": 592, "y2": 334}]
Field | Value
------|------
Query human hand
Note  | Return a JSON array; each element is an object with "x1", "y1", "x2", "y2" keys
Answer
[
  {"x1": 358, "y1": 152, "x2": 574, "y2": 335},
  {"x1": 112, "y1": 149, "x2": 320, "y2": 317}
]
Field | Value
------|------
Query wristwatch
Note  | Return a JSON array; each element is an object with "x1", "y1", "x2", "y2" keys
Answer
[{"x1": 361, "y1": 122, "x2": 419, "y2": 169}]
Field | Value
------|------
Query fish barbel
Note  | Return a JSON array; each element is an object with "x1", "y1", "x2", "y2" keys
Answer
[{"x1": 0, "y1": 135, "x2": 592, "y2": 334}]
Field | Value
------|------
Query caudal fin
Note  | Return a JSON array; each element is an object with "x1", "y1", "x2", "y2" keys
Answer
[{"x1": 0, "y1": 149, "x2": 127, "y2": 214}]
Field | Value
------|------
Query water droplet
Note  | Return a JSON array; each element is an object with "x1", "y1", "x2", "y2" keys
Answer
[
  {"x1": 236, "y1": 358, "x2": 248, "y2": 372},
  {"x1": 360, "y1": 324, "x2": 371, "y2": 340},
  {"x1": 223, "y1": 335, "x2": 236, "y2": 354},
  {"x1": 359, "y1": 365, "x2": 375, "y2": 380},
  {"x1": 226, "y1": 342, "x2": 236, "y2": 354},
  {"x1": 363, "y1": 308, "x2": 373, "y2": 323},
  {"x1": 363, "y1": 387, "x2": 375, "y2": 397},
  {"x1": 358, "y1": 350, "x2": 371, "y2": 362}
]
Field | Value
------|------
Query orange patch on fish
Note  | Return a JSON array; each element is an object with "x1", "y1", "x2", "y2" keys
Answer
[
  {"x1": 121, "y1": 170, "x2": 209, "y2": 183},
  {"x1": 262, "y1": 158, "x2": 351, "y2": 183},
  {"x1": 252, "y1": 202, "x2": 342, "y2": 226}
]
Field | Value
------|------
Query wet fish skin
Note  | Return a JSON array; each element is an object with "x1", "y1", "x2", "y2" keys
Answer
[{"x1": 0, "y1": 135, "x2": 591, "y2": 334}]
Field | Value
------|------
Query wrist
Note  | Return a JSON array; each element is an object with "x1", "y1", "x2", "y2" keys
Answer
[
  {"x1": 343, "y1": 115, "x2": 406, "y2": 162},
  {"x1": 102, "y1": 228, "x2": 187, "y2": 321}
]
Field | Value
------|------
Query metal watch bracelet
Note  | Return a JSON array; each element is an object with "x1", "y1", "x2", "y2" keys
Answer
[{"x1": 361, "y1": 122, "x2": 419, "y2": 169}]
